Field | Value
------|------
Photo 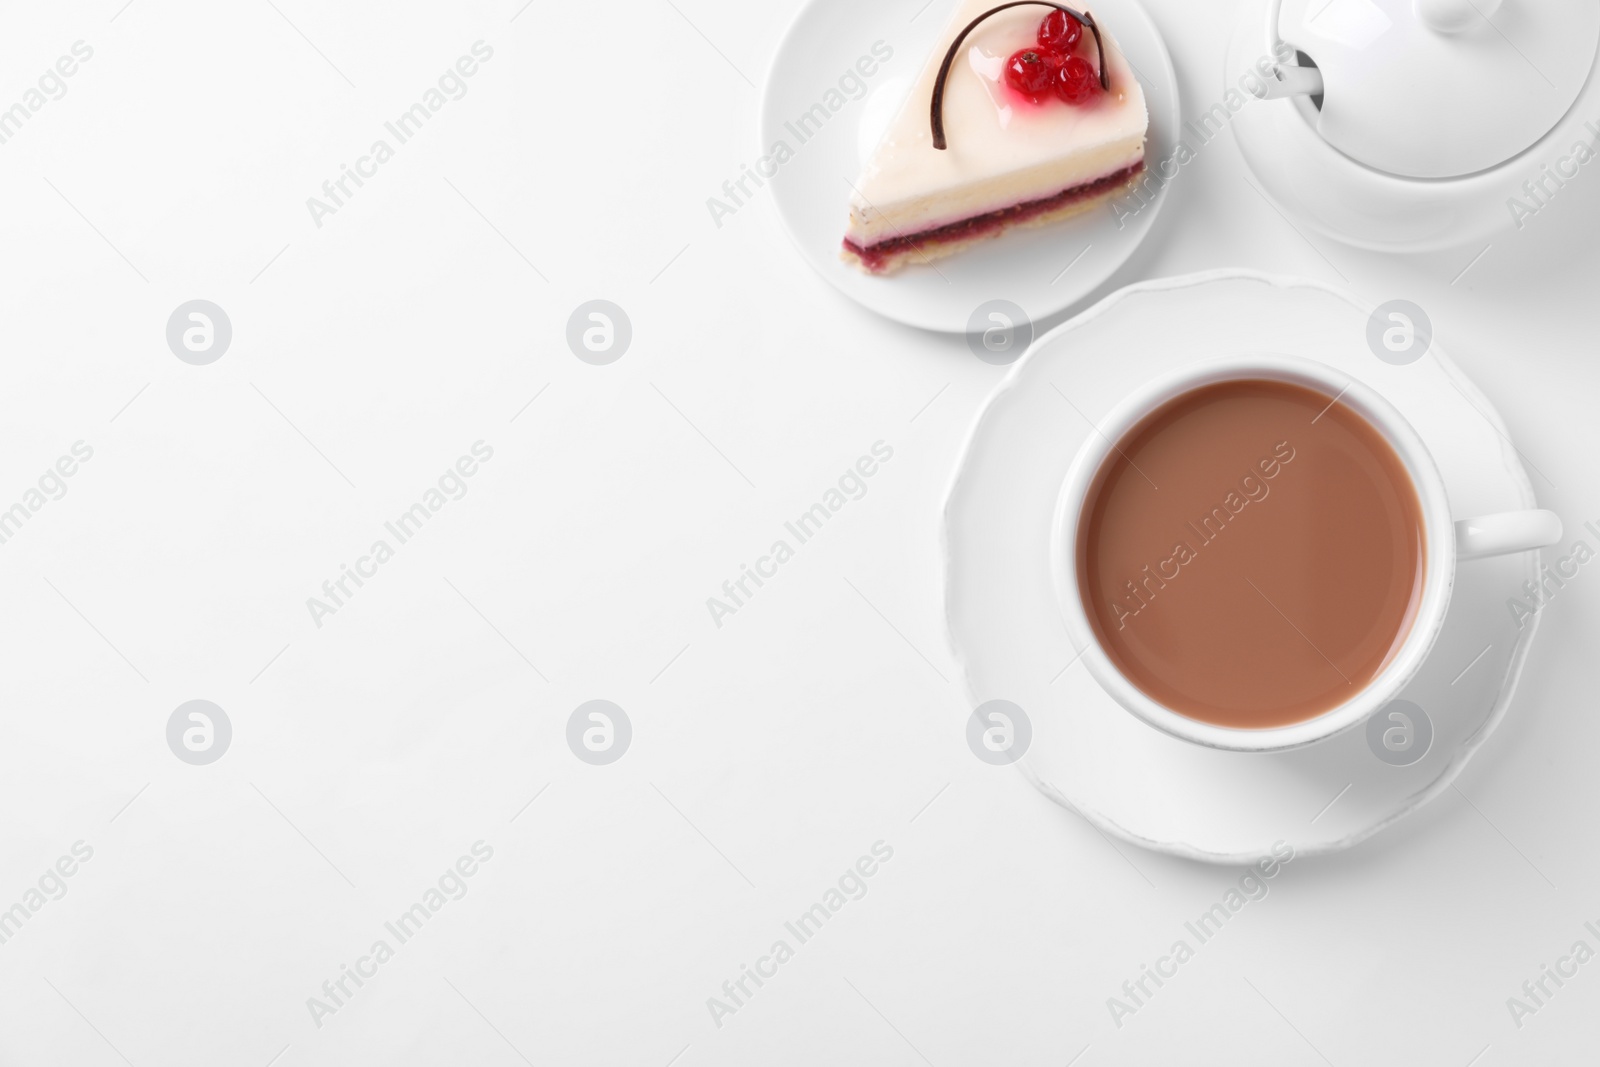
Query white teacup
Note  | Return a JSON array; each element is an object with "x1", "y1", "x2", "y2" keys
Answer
[{"x1": 1051, "y1": 354, "x2": 1562, "y2": 753}]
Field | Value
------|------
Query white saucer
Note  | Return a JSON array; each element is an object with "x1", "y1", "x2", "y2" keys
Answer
[
  {"x1": 942, "y1": 271, "x2": 1549, "y2": 862},
  {"x1": 760, "y1": 0, "x2": 1178, "y2": 333}
]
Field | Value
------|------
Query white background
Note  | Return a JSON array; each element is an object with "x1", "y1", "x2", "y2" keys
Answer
[{"x1": 1, "y1": 0, "x2": 1597, "y2": 1064}]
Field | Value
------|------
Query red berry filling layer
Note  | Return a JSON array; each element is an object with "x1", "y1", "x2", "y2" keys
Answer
[{"x1": 842, "y1": 160, "x2": 1145, "y2": 272}]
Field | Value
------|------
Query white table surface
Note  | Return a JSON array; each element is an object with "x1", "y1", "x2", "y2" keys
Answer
[{"x1": 2, "y1": 1, "x2": 1597, "y2": 1064}]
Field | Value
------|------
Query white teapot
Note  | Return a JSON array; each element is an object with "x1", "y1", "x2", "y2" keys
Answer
[{"x1": 1224, "y1": 0, "x2": 1600, "y2": 250}]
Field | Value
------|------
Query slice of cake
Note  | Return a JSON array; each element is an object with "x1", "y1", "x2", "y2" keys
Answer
[{"x1": 843, "y1": 2, "x2": 1148, "y2": 274}]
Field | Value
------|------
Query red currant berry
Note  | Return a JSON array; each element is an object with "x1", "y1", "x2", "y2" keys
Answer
[
  {"x1": 1004, "y1": 49, "x2": 1054, "y2": 99},
  {"x1": 1055, "y1": 54, "x2": 1098, "y2": 104},
  {"x1": 1038, "y1": 10, "x2": 1083, "y2": 53}
]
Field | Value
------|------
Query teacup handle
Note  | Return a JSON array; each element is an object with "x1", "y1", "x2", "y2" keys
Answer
[{"x1": 1455, "y1": 510, "x2": 1563, "y2": 561}]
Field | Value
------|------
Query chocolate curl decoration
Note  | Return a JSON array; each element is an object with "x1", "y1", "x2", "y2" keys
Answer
[{"x1": 930, "y1": 3, "x2": 1109, "y2": 150}]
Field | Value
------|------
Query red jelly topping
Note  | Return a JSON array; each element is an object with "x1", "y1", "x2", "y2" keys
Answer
[
  {"x1": 1037, "y1": 10, "x2": 1083, "y2": 53},
  {"x1": 1004, "y1": 48, "x2": 1056, "y2": 101},
  {"x1": 1055, "y1": 54, "x2": 1099, "y2": 104}
]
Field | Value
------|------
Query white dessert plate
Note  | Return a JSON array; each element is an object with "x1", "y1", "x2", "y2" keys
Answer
[
  {"x1": 943, "y1": 271, "x2": 1549, "y2": 862},
  {"x1": 760, "y1": 0, "x2": 1178, "y2": 333}
]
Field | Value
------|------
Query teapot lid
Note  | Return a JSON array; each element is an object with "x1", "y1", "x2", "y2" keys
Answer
[{"x1": 1275, "y1": 0, "x2": 1600, "y2": 178}]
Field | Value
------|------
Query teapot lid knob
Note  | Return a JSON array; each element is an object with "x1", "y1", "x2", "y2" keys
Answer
[{"x1": 1414, "y1": 0, "x2": 1502, "y2": 34}]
